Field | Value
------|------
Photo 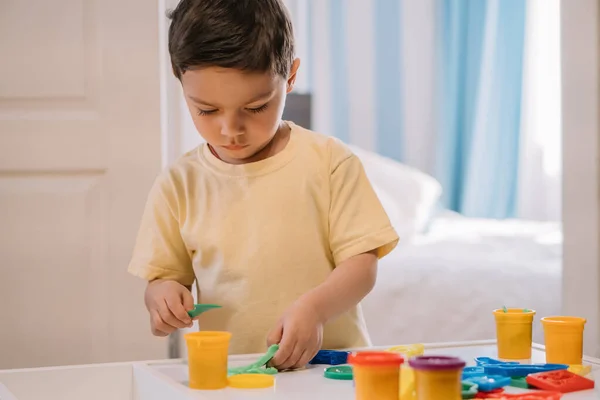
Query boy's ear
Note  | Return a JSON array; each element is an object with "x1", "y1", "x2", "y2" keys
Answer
[{"x1": 286, "y1": 58, "x2": 301, "y2": 93}]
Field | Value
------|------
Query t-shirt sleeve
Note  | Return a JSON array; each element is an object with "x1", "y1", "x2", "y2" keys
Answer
[
  {"x1": 127, "y1": 172, "x2": 196, "y2": 286},
  {"x1": 329, "y1": 150, "x2": 399, "y2": 265}
]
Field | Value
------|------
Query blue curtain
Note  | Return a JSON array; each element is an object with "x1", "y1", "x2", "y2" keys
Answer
[{"x1": 435, "y1": 0, "x2": 527, "y2": 218}]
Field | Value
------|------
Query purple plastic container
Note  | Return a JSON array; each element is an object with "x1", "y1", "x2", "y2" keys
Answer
[
  {"x1": 408, "y1": 356, "x2": 466, "y2": 400},
  {"x1": 408, "y1": 356, "x2": 466, "y2": 371}
]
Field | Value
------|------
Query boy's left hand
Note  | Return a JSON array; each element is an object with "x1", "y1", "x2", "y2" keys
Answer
[{"x1": 266, "y1": 300, "x2": 324, "y2": 370}]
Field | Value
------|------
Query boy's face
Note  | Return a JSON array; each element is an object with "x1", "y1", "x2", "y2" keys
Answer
[{"x1": 180, "y1": 59, "x2": 300, "y2": 164}]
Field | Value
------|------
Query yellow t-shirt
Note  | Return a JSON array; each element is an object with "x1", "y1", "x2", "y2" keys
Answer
[{"x1": 128, "y1": 122, "x2": 399, "y2": 354}]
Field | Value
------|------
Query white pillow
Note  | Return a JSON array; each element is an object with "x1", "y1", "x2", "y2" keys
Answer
[{"x1": 348, "y1": 144, "x2": 443, "y2": 241}]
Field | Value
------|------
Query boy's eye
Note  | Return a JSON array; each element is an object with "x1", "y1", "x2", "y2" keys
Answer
[
  {"x1": 196, "y1": 108, "x2": 217, "y2": 116},
  {"x1": 246, "y1": 103, "x2": 269, "y2": 114},
  {"x1": 195, "y1": 103, "x2": 269, "y2": 116}
]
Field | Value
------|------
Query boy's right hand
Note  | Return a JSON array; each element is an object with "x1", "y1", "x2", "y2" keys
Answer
[{"x1": 144, "y1": 279, "x2": 194, "y2": 336}]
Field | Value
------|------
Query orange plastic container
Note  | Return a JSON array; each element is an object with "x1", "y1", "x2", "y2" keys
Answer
[
  {"x1": 184, "y1": 331, "x2": 231, "y2": 390},
  {"x1": 541, "y1": 316, "x2": 586, "y2": 365},
  {"x1": 493, "y1": 308, "x2": 536, "y2": 359},
  {"x1": 408, "y1": 356, "x2": 466, "y2": 400},
  {"x1": 348, "y1": 351, "x2": 404, "y2": 400}
]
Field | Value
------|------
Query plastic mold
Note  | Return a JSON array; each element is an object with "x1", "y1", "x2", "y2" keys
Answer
[
  {"x1": 465, "y1": 375, "x2": 511, "y2": 392},
  {"x1": 309, "y1": 350, "x2": 350, "y2": 365},
  {"x1": 526, "y1": 369, "x2": 595, "y2": 393},
  {"x1": 483, "y1": 363, "x2": 568, "y2": 377}
]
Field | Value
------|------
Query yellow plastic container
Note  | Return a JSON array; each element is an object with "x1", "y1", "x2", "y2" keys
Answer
[
  {"x1": 387, "y1": 343, "x2": 425, "y2": 358},
  {"x1": 386, "y1": 343, "x2": 424, "y2": 400},
  {"x1": 348, "y1": 351, "x2": 404, "y2": 400},
  {"x1": 184, "y1": 331, "x2": 231, "y2": 390},
  {"x1": 493, "y1": 308, "x2": 536, "y2": 359},
  {"x1": 541, "y1": 316, "x2": 586, "y2": 365},
  {"x1": 408, "y1": 356, "x2": 466, "y2": 400},
  {"x1": 399, "y1": 365, "x2": 416, "y2": 400}
]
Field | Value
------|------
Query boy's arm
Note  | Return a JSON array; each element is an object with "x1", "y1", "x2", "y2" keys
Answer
[
  {"x1": 129, "y1": 171, "x2": 196, "y2": 336},
  {"x1": 268, "y1": 250, "x2": 378, "y2": 369},
  {"x1": 299, "y1": 250, "x2": 377, "y2": 324},
  {"x1": 269, "y1": 148, "x2": 398, "y2": 370}
]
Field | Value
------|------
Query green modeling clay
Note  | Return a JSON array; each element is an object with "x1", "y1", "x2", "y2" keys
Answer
[{"x1": 228, "y1": 344, "x2": 280, "y2": 376}]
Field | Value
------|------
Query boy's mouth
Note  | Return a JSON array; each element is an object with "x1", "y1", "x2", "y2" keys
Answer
[{"x1": 222, "y1": 144, "x2": 248, "y2": 151}]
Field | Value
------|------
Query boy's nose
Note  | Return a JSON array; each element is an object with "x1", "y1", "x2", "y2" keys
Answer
[{"x1": 221, "y1": 118, "x2": 245, "y2": 138}]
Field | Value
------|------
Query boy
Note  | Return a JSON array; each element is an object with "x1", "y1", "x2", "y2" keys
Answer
[{"x1": 128, "y1": 0, "x2": 399, "y2": 371}]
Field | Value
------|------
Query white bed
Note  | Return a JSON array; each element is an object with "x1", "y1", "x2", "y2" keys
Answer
[{"x1": 361, "y1": 210, "x2": 562, "y2": 347}]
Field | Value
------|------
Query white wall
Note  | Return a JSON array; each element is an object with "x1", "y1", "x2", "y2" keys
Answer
[{"x1": 561, "y1": 0, "x2": 600, "y2": 357}]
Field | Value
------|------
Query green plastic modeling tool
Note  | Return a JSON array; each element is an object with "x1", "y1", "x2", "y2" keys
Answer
[{"x1": 187, "y1": 304, "x2": 222, "y2": 318}]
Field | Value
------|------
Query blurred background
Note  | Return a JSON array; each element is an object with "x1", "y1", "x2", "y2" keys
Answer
[{"x1": 0, "y1": 0, "x2": 598, "y2": 370}]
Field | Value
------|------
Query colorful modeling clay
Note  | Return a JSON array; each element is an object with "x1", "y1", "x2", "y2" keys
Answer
[{"x1": 227, "y1": 344, "x2": 279, "y2": 376}]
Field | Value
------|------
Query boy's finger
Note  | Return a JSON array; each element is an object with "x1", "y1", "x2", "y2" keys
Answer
[
  {"x1": 150, "y1": 310, "x2": 171, "y2": 336},
  {"x1": 296, "y1": 347, "x2": 315, "y2": 369},
  {"x1": 279, "y1": 343, "x2": 304, "y2": 371},
  {"x1": 266, "y1": 321, "x2": 283, "y2": 347},
  {"x1": 271, "y1": 333, "x2": 295, "y2": 367},
  {"x1": 166, "y1": 296, "x2": 193, "y2": 325},
  {"x1": 158, "y1": 300, "x2": 188, "y2": 329},
  {"x1": 181, "y1": 289, "x2": 195, "y2": 312}
]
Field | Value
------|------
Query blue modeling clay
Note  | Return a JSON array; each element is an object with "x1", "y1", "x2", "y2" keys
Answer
[
  {"x1": 309, "y1": 350, "x2": 350, "y2": 365},
  {"x1": 465, "y1": 375, "x2": 511, "y2": 391}
]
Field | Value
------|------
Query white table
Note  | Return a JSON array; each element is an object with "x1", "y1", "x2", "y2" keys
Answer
[{"x1": 0, "y1": 340, "x2": 598, "y2": 399}]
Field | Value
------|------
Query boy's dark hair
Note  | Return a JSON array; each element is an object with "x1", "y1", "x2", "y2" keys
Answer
[{"x1": 167, "y1": 0, "x2": 295, "y2": 80}]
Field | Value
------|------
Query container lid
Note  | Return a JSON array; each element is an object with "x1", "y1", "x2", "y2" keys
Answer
[
  {"x1": 408, "y1": 356, "x2": 466, "y2": 371},
  {"x1": 228, "y1": 374, "x2": 275, "y2": 389},
  {"x1": 324, "y1": 366, "x2": 354, "y2": 380},
  {"x1": 347, "y1": 351, "x2": 404, "y2": 367},
  {"x1": 493, "y1": 308, "x2": 536, "y2": 315},
  {"x1": 541, "y1": 316, "x2": 586, "y2": 325}
]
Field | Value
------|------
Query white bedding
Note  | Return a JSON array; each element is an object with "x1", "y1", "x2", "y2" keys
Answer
[{"x1": 361, "y1": 211, "x2": 562, "y2": 347}]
